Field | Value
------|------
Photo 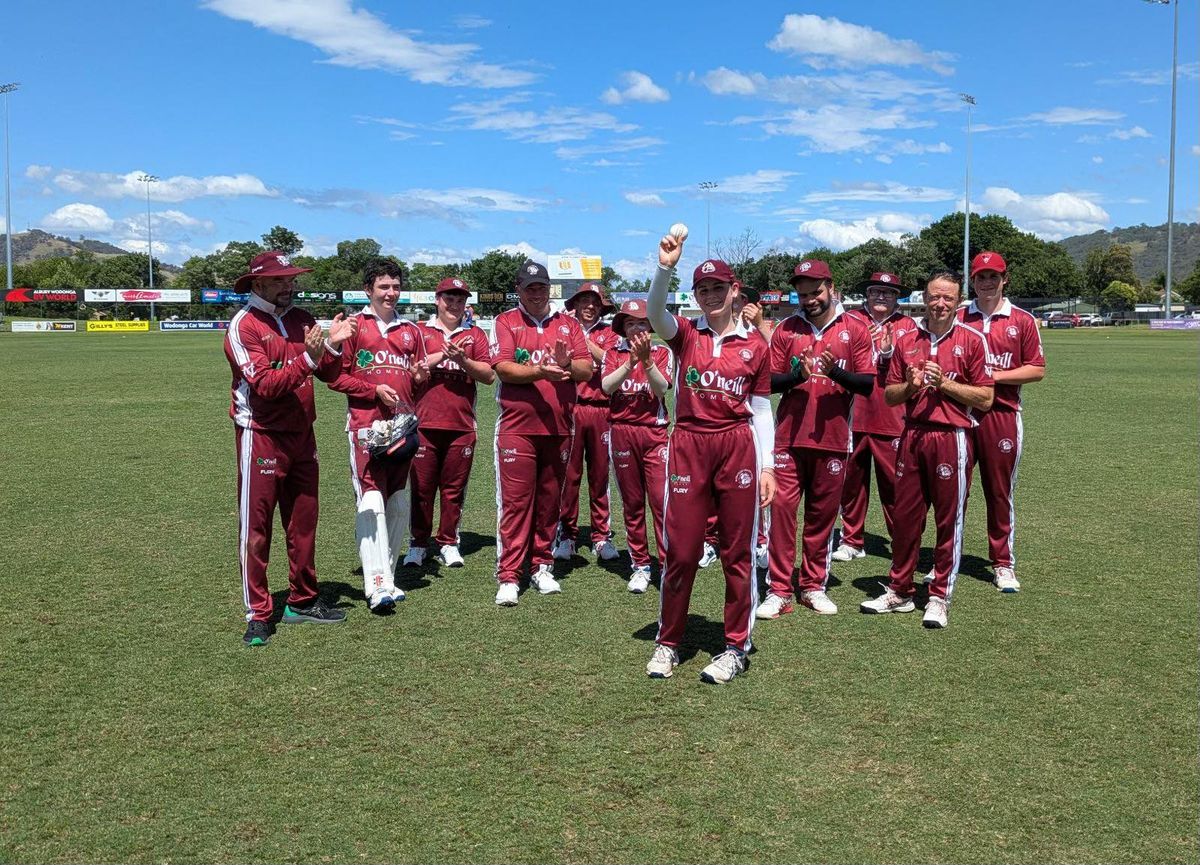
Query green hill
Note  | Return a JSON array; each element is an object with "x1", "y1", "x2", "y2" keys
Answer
[{"x1": 1058, "y1": 222, "x2": 1200, "y2": 282}]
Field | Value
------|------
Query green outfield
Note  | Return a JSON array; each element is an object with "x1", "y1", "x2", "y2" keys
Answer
[{"x1": 0, "y1": 326, "x2": 1196, "y2": 864}]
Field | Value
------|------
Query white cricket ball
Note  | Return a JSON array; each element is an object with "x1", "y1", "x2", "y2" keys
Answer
[{"x1": 669, "y1": 223, "x2": 689, "y2": 242}]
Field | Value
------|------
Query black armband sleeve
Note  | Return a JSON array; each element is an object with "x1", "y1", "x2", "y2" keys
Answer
[
  {"x1": 770, "y1": 367, "x2": 807, "y2": 394},
  {"x1": 826, "y1": 364, "x2": 875, "y2": 397}
]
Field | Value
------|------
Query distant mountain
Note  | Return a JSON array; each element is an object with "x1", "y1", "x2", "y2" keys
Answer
[
  {"x1": 1, "y1": 228, "x2": 130, "y2": 262},
  {"x1": 1058, "y1": 222, "x2": 1200, "y2": 282}
]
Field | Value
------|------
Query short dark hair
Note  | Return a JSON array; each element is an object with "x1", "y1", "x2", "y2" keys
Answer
[
  {"x1": 363, "y1": 258, "x2": 404, "y2": 290},
  {"x1": 925, "y1": 269, "x2": 963, "y2": 297}
]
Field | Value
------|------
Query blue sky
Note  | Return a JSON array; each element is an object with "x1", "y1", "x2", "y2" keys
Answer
[{"x1": 5, "y1": 0, "x2": 1197, "y2": 279}]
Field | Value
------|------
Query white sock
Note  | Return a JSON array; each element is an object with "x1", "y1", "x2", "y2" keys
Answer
[{"x1": 387, "y1": 488, "x2": 412, "y2": 569}]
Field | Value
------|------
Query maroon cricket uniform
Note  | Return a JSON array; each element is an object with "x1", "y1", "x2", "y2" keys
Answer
[
  {"x1": 766, "y1": 307, "x2": 874, "y2": 597},
  {"x1": 559, "y1": 321, "x2": 622, "y2": 544},
  {"x1": 957, "y1": 300, "x2": 1045, "y2": 569},
  {"x1": 885, "y1": 320, "x2": 994, "y2": 602},
  {"x1": 838, "y1": 309, "x2": 917, "y2": 551},
  {"x1": 657, "y1": 315, "x2": 771, "y2": 653},
  {"x1": 410, "y1": 319, "x2": 491, "y2": 548},
  {"x1": 491, "y1": 305, "x2": 589, "y2": 585},
  {"x1": 225, "y1": 294, "x2": 341, "y2": 623},
  {"x1": 603, "y1": 341, "x2": 673, "y2": 569}
]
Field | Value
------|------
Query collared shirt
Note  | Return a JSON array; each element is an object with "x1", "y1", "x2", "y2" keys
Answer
[
  {"x1": 667, "y1": 313, "x2": 770, "y2": 434},
  {"x1": 329, "y1": 308, "x2": 426, "y2": 431},
  {"x1": 602, "y1": 340, "x2": 673, "y2": 426},
  {"x1": 844, "y1": 307, "x2": 917, "y2": 437},
  {"x1": 417, "y1": 316, "x2": 491, "y2": 431},
  {"x1": 577, "y1": 320, "x2": 622, "y2": 404},
  {"x1": 770, "y1": 306, "x2": 874, "y2": 452},
  {"x1": 490, "y1": 305, "x2": 589, "y2": 435},
  {"x1": 886, "y1": 319, "x2": 994, "y2": 430},
  {"x1": 957, "y1": 298, "x2": 1044, "y2": 412}
]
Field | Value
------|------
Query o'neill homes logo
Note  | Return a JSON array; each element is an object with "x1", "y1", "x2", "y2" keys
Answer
[
  {"x1": 514, "y1": 347, "x2": 532, "y2": 364},
  {"x1": 355, "y1": 348, "x2": 413, "y2": 372},
  {"x1": 683, "y1": 364, "x2": 747, "y2": 397}
]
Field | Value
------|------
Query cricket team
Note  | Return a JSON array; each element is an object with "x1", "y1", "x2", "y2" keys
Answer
[{"x1": 224, "y1": 230, "x2": 1044, "y2": 683}]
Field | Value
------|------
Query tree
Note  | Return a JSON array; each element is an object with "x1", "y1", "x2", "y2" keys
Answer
[
  {"x1": 407, "y1": 262, "x2": 461, "y2": 294},
  {"x1": 1083, "y1": 243, "x2": 1140, "y2": 300},
  {"x1": 460, "y1": 249, "x2": 527, "y2": 315},
  {"x1": 175, "y1": 255, "x2": 219, "y2": 290},
  {"x1": 260, "y1": 225, "x2": 304, "y2": 256},
  {"x1": 336, "y1": 238, "x2": 384, "y2": 273},
  {"x1": 1175, "y1": 261, "x2": 1200, "y2": 305},
  {"x1": 714, "y1": 227, "x2": 762, "y2": 270},
  {"x1": 213, "y1": 241, "x2": 265, "y2": 288},
  {"x1": 1101, "y1": 280, "x2": 1138, "y2": 311}
]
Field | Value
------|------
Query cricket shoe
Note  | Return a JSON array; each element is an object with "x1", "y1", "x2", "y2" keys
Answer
[
  {"x1": 923, "y1": 597, "x2": 949, "y2": 629},
  {"x1": 755, "y1": 594, "x2": 794, "y2": 620},
  {"x1": 552, "y1": 538, "x2": 576, "y2": 560},
  {"x1": 402, "y1": 546, "x2": 427, "y2": 567},
  {"x1": 628, "y1": 565, "x2": 652, "y2": 594},
  {"x1": 367, "y1": 588, "x2": 396, "y2": 613},
  {"x1": 243, "y1": 620, "x2": 273, "y2": 647},
  {"x1": 530, "y1": 564, "x2": 562, "y2": 595},
  {"x1": 993, "y1": 567, "x2": 1021, "y2": 593},
  {"x1": 860, "y1": 590, "x2": 916, "y2": 615},
  {"x1": 281, "y1": 598, "x2": 346, "y2": 624},
  {"x1": 698, "y1": 543, "x2": 719, "y2": 568},
  {"x1": 755, "y1": 544, "x2": 769, "y2": 569},
  {"x1": 439, "y1": 544, "x2": 465, "y2": 568},
  {"x1": 646, "y1": 644, "x2": 679, "y2": 678},
  {"x1": 699, "y1": 649, "x2": 748, "y2": 685},
  {"x1": 494, "y1": 582, "x2": 519, "y2": 607},
  {"x1": 831, "y1": 543, "x2": 865, "y2": 562},
  {"x1": 800, "y1": 589, "x2": 838, "y2": 615},
  {"x1": 594, "y1": 539, "x2": 620, "y2": 561}
]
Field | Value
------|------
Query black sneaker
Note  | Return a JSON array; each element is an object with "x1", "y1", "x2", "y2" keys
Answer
[
  {"x1": 243, "y1": 620, "x2": 273, "y2": 647},
  {"x1": 281, "y1": 598, "x2": 347, "y2": 624}
]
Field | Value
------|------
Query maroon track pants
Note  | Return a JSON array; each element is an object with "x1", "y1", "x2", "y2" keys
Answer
[
  {"x1": 409, "y1": 427, "x2": 477, "y2": 548},
  {"x1": 767, "y1": 446, "x2": 848, "y2": 597},
  {"x1": 558, "y1": 403, "x2": 611, "y2": 542},
  {"x1": 837, "y1": 431, "x2": 901, "y2": 551},
  {"x1": 970, "y1": 409, "x2": 1023, "y2": 569},
  {"x1": 495, "y1": 432, "x2": 570, "y2": 585},
  {"x1": 610, "y1": 423, "x2": 668, "y2": 569}
]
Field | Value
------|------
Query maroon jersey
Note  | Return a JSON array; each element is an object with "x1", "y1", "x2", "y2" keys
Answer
[
  {"x1": 844, "y1": 308, "x2": 917, "y2": 437},
  {"x1": 329, "y1": 311, "x2": 426, "y2": 431},
  {"x1": 602, "y1": 341, "x2": 673, "y2": 427},
  {"x1": 887, "y1": 320, "x2": 994, "y2": 429},
  {"x1": 957, "y1": 299, "x2": 1044, "y2": 412},
  {"x1": 417, "y1": 319, "x2": 491, "y2": 431},
  {"x1": 224, "y1": 294, "x2": 340, "y2": 432},
  {"x1": 769, "y1": 307, "x2": 874, "y2": 453},
  {"x1": 578, "y1": 321, "x2": 622, "y2": 404},
  {"x1": 490, "y1": 306, "x2": 590, "y2": 435},
  {"x1": 667, "y1": 315, "x2": 770, "y2": 434}
]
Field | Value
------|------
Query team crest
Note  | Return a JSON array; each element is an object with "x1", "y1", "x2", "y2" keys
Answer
[
  {"x1": 526, "y1": 265, "x2": 539, "y2": 275},
  {"x1": 561, "y1": 448, "x2": 570, "y2": 462},
  {"x1": 936, "y1": 463, "x2": 954, "y2": 479},
  {"x1": 559, "y1": 324, "x2": 570, "y2": 335},
  {"x1": 463, "y1": 446, "x2": 473, "y2": 457},
  {"x1": 828, "y1": 459, "x2": 843, "y2": 475},
  {"x1": 798, "y1": 261, "x2": 812, "y2": 273},
  {"x1": 739, "y1": 348, "x2": 753, "y2": 361},
  {"x1": 839, "y1": 330, "x2": 850, "y2": 342},
  {"x1": 1006, "y1": 325, "x2": 1019, "y2": 338},
  {"x1": 735, "y1": 469, "x2": 753, "y2": 488},
  {"x1": 601, "y1": 431, "x2": 610, "y2": 444},
  {"x1": 701, "y1": 261, "x2": 716, "y2": 274},
  {"x1": 657, "y1": 446, "x2": 669, "y2": 463},
  {"x1": 891, "y1": 438, "x2": 900, "y2": 450},
  {"x1": 998, "y1": 438, "x2": 1014, "y2": 453},
  {"x1": 953, "y1": 345, "x2": 964, "y2": 357},
  {"x1": 879, "y1": 274, "x2": 892, "y2": 283}
]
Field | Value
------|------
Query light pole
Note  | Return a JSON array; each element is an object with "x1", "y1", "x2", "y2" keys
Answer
[
  {"x1": 960, "y1": 93, "x2": 976, "y2": 287},
  {"x1": 1145, "y1": 0, "x2": 1179, "y2": 318},
  {"x1": 138, "y1": 174, "x2": 158, "y2": 321},
  {"x1": 1, "y1": 82, "x2": 18, "y2": 318},
  {"x1": 699, "y1": 180, "x2": 718, "y2": 258}
]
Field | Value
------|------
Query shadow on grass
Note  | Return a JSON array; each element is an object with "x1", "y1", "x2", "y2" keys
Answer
[{"x1": 631, "y1": 614, "x2": 728, "y2": 663}]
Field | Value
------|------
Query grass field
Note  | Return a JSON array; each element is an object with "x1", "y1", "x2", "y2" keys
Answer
[{"x1": 1, "y1": 326, "x2": 1196, "y2": 864}]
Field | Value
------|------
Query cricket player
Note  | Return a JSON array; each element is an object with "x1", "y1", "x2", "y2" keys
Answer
[
  {"x1": 406, "y1": 277, "x2": 495, "y2": 569},
  {"x1": 224, "y1": 250, "x2": 357, "y2": 647},
  {"x1": 326, "y1": 258, "x2": 428, "y2": 612},
  {"x1": 554, "y1": 282, "x2": 622, "y2": 561},
  {"x1": 490, "y1": 262, "x2": 592, "y2": 606},
  {"x1": 861, "y1": 271, "x2": 994, "y2": 629},
  {"x1": 957, "y1": 252, "x2": 1045, "y2": 592},
  {"x1": 757, "y1": 260, "x2": 874, "y2": 619},
  {"x1": 833, "y1": 272, "x2": 917, "y2": 562},
  {"x1": 644, "y1": 233, "x2": 776, "y2": 685},
  {"x1": 601, "y1": 299, "x2": 673, "y2": 593}
]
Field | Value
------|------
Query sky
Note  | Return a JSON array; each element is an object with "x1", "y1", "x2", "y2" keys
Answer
[{"x1": 4, "y1": 0, "x2": 1198, "y2": 280}]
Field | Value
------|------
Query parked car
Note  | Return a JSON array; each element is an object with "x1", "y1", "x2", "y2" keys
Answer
[
  {"x1": 1047, "y1": 312, "x2": 1080, "y2": 328},
  {"x1": 1077, "y1": 313, "x2": 1102, "y2": 327}
]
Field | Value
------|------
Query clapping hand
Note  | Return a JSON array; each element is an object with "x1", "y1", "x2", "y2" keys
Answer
[
  {"x1": 303, "y1": 323, "x2": 325, "y2": 363},
  {"x1": 553, "y1": 338, "x2": 571, "y2": 369},
  {"x1": 327, "y1": 312, "x2": 357, "y2": 347},
  {"x1": 630, "y1": 331, "x2": 652, "y2": 365}
]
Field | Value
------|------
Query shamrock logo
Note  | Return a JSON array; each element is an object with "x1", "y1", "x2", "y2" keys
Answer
[
  {"x1": 355, "y1": 349, "x2": 375, "y2": 369},
  {"x1": 685, "y1": 365, "x2": 701, "y2": 387},
  {"x1": 515, "y1": 347, "x2": 532, "y2": 364},
  {"x1": 790, "y1": 355, "x2": 802, "y2": 371}
]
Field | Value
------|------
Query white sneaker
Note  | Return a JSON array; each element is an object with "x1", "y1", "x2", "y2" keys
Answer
[
  {"x1": 646, "y1": 644, "x2": 679, "y2": 678},
  {"x1": 698, "y1": 543, "x2": 718, "y2": 568},
  {"x1": 494, "y1": 582, "x2": 519, "y2": 606},
  {"x1": 388, "y1": 585, "x2": 406, "y2": 603},
  {"x1": 831, "y1": 543, "x2": 865, "y2": 562},
  {"x1": 860, "y1": 589, "x2": 916, "y2": 614},
  {"x1": 994, "y1": 566, "x2": 1021, "y2": 593},
  {"x1": 552, "y1": 538, "x2": 576, "y2": 560},
  {"x1": 755, "y1": 543, "x2": 769, "y2": 569},
  {"x1": 800, "y1": 589, "x2": 838, "y2": 615},
  {"x1": 628, "y1": 566, "x2": 651, "y2": 594},
  {"x1": 594, "y1": 539, "x2": 620, "y2": 561},
  {"x1": 439, "y1": 544, "x2": 465, "y2": 568},
  {"x1": 923, "y1": 596, "x2": 949, "y2": 629},
  {"x1": 529, "y1": 563, "x2": 561, "y2": 595},
  {"x1": 699, "y1": 649, "x2": 747, "y2": 685},
  {"x1": 402, "y1": 546, "x2": 426, "y2": 567},
  {"x1": 755, "y1": 593, "x2": 794, "y2": 620},
  {"x1": 367, "y1": 588, "x2": 395, "y2": 611}
]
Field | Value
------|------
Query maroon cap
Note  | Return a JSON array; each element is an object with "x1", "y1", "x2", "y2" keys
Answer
[
  {"x1": 436, "y1": 276, "x2": 470, "y2": 295},
  {"x1": 854, "y1": 271, "x2": 906, "y2": 294},
  {"x1": 970, "y1": 251, "x2": 1007, "y2": 276},
  {"x1": 611, "y1": 299, "x2": 654, "y2": 336},
  {"x1": 789, "y1": 259, "x2": 833, "y2": 284},
  {"x1": 565, "y1": 281, "x2": 616, "y2": 314},
  {"x1": 233, "y1": 251, "x2": 313, "y2": 292},
  {"x1": 692, "y1": 259, "x2": 735, "y2": 286}
]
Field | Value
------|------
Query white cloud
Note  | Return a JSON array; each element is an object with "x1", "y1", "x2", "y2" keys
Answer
[
  {"x1": 624, "y1": 192, "x2": 666, "y2": 207},
  {"x1": 202, "y1": 0, "x2": 534, "y2": 88},
  {"x1": 621, "y1": 229, "x2": 653, "y2": 237},
  {"x1": 760, "y1": 103, "x2": 933, "y2": 153},
  {"x1": 609, "y1": 255, "x2": 658, "y2": 282},
  {"x1": 49, "y1": 167, "x2": 274, "y2": 202},
  {"x1": 892, "y1": 139, "x2": 951, "y2": 155},
  {"x1": 802, "y1": 181, "x2": 955, "y2": 204},
  {"x1": 453, "y1": 14, "x2": 491, "y2": 29},
  {"x1": 554, "y1": 136, "x2": 662, "y2": 161},
  {"x1": 1022, "y1": 107, "x2": 1123, "y2": 125},
  {"x1": 1092, "y1": 156, "x2": 1104, "y2": 164},
  {"x1": 448, "y1": 95, "x2": 637, "y2": 144},
  {"x1": 41, "y1": 203, "x2": 114, "y2": 233},
  {"x1": 979, "y1": 186, "x2": 1110, "y2": 239},
  {"x1": 1100, "y1": 62, "x2": 1199, "y2": 87},
  {"x1": 702, "y1": 67, "x2": 759, "y2": 96},
  {"x1": 717, "y1": 170, "x2": 796, "y2": 195},
  {"x1": 876, "y1": 154, "x2": 893, "y2": 164},
  {"x1": 1110, "y1": 125, "x2": 1151, "y2": 140},
  {"x1": 601, "y1": 71, "x2": 669, "y2": 105},
  {"x1": 767, "y1": 14, "x2": 954, "y2": 75},
  {"x1": 25, "y1": 164, "x2": 52, "y2": 180},
  {"x1": 796, "y1": 213, "x2": 928, "y2": 251},
  {"x1": 404, "y1": 188, "x2": 543, "y2": 212},
  {"x1": 490, "y1": 240, "x2": 549, "y2": 263},
  {"x1": 1192, "y1": 145, "x2": 1200, "y2": 157}
]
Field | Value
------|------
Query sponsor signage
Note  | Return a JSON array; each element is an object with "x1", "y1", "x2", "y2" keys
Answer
[
  {"x1": 1047, "y1": 320, "x2": 1074, "y2": 329},
  {"x1": 759, "y1": 291, "x2": 783, "y2": 304},
  {"x1": 86, "y1": 320, "x2": 150, "y2": 332},
  {"x1": 12, "y1": 320, "x2": 76, "y2": 332},
  {"x1": 84, "y1": 289, "x2": 192, "y2": 303},
  {"x1": 294, "y1": 291, "x2": 340, "y2": 303},
  {"x1": 343, "y1": 290, "x2": 368, "y2": 304},
  {"x1": 613, "y1": 292, "x2": 649, "y2": 304},
  {"x1": 476, "y1": 291, "x2": 507, "y2": 304},
  {"x1": 5, "y1": 287, "x2": 78, "y2": 302},
  {"x1": 548, "y1": 255, "x2": 603, "y2": 281},
  {"x1": 201, "y1": 289, "x2": 243, "y2": 304},
  {"x1": 160, "y1": 320, "x2": 229, "y2": 331},
  {"x1": 1150, "y1": 319, "x2": 1200, "y2": 330}
]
